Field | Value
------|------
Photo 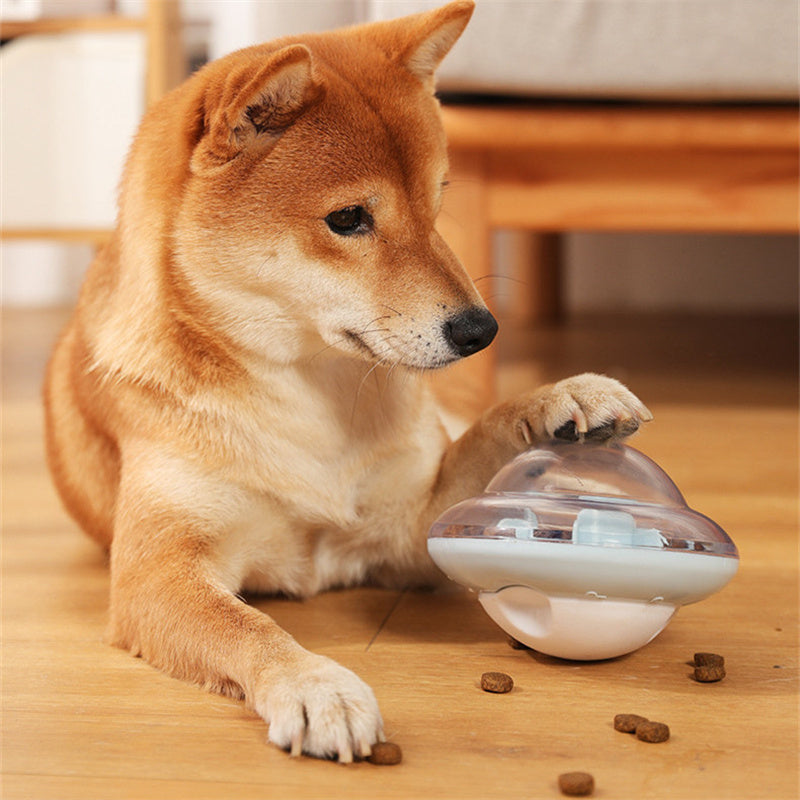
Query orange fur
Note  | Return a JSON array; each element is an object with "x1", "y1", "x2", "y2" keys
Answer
[{"x1": 44, "y1": 1, "x2": 651, "y2": 762}]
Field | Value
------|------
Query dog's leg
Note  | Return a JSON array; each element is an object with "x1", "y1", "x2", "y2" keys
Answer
[
  {"x1": 108, "y1": 451, "x2": 383, "y2": 762},
  {"x1": 425, "y1": 373, "x2": 652, "y2": 522}
]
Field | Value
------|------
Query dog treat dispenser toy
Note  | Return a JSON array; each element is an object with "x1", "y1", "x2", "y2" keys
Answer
[{"x1": 427, "y1": 442, "x2": 739, "y2": 660}]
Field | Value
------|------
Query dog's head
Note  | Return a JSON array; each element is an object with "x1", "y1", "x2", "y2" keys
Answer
[{"x1": 167, "y1": 0, "x2": 494, "y2": 370}]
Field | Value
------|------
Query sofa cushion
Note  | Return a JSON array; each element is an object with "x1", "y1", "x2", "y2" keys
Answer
[{"x1": 369, "y1": 0, "x2": 798, "y2": 101}]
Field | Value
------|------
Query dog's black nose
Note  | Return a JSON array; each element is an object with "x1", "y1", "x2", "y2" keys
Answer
[{"x1": 443, "y1": 307, "x2": 498, "y2": 358}]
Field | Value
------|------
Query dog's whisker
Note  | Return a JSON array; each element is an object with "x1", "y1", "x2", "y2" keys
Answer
[
  {"x1": 350, "y1": 357, "x2": 391, "y2": 428},
  {"x1": 305, "y1": 324, "x2": 393, "y2": 364},
  {"x1": 376, "y1": 304, "x2": 403, "y2": 317},
  {"x1": 306, "y1": 340, "x2": 342, "y2": 363}
]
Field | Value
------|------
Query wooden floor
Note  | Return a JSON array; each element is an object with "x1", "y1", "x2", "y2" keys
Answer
[{"x1": 2, "y1": 307, "x2": 798, "y2": 800}]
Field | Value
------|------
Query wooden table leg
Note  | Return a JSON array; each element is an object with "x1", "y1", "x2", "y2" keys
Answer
[{"x1": 495, "y1": 230, "x2": 564, "y2": 325}]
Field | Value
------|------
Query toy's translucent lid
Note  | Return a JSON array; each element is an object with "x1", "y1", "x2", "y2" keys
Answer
[{"x1": 429, "y1": 442, "x2": 737, "y2": 557}]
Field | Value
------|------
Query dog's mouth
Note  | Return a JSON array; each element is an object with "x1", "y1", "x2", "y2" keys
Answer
[
  {"x1": 343, "y1": 329, "x2": 380, "y2": 360},
  {"x1": 342, "y1": 326, "x2": 450, "y2": 369},
  {"x1": 341, "y1": 306, "x2": 497, "y2": 370}
]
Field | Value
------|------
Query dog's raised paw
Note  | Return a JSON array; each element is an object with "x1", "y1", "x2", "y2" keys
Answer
[
  {"x1": 541, "y1": 373, "x2": 652, "y2": 443},
  {"x1": 505, "y1": 373, "x2": 652, "y2": 447},
  {"x1": 257, "y1": 652, "x2": 384, "y2": 763}
]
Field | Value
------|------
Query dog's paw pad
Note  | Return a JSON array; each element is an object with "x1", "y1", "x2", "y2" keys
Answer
[
  {"x1": 612, "y1": 416, "x2": 641, "y2": 439},
  {"x1": 554, "y1": 420, "x2": 580, "y2": 442},
  {"x1": 584, "y1": 420, "x2": 618, "y2": 441},
  {"x1": 555, "y1": 415, "x2": 640, "y2": 444}
]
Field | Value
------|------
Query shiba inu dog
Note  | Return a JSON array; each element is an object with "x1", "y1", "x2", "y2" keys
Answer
[{"x1": 44, "y1": 0, "x2": 651, "y2": 762}]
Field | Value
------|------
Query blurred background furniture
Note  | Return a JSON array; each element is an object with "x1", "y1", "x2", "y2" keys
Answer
[
  {"x1": 439, "y1": 104, "x2": 799, "y2": 320},
  {"x1": 437, "y1": 101, "x2": 798, "y2": 405},
  {"x1": 0, "y1": 0, "x2": 184, "y2": 304},
  {"x1": 0, "y1": 0, "x2": 182, "y2": 109},
  {"x1": 0, "y1": 0, "x2": 182, "y2": 245}
]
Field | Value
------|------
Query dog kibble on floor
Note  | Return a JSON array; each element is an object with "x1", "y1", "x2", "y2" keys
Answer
[
  {"x1": 558, "y1": 771, "x2": 595, "y2": 796},
  {"x1": 366, "y1": 742, "x2": 402, "y2": 765},
  {"x1": 693, "y1": 652, "x2": 726, "y2": 682},
  {"x1": 694, "y1": 652, "x2": 725, "y2": 668},
  {"x1": 480, "y1": 671, "x2": 514, "y2": 693},
  {"x1": 613, "y1": 713, "x2": 649, "y2": 733},
  {"x1": 635, "y1": 721, "x2": 670, "y2": 743},
  {"x1": 694, "y1": 664, "x2": 726, "y2": 682}
]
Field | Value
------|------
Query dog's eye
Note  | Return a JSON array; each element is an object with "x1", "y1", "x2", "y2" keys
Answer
[{"x1": 325, "y1": 206, "x2": 372, "y2": 236}]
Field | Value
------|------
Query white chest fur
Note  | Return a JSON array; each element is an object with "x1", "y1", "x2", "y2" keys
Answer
[{"x1": 208, "y1": 362, "x2": 448, "y2": 597}]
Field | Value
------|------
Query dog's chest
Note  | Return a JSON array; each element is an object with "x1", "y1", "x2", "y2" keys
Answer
[
  {"x1": 225, "y1": 445, "x2": 436, "y2": 596},
  {"x1": 215, "y1": 378, "x2": 446, "y2": 596}
]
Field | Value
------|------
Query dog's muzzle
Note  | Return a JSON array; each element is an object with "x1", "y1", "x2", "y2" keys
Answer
[{"x1": 443, "y1": 307, "x2": 498, "y2": 358}]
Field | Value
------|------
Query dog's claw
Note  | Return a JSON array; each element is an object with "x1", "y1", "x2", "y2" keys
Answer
[
  {"x1": 573, "y1": 407, "x2": 589, "y2": 434},
  {"x1": 338, "y1": 739, "x2": 354, "y2": 765},
  {"x1": 290, "y1": 731, "x2": 304, "y2": 758},
  {"x1": 357, "y1": 737, "x2": 373, "y2": 759}
]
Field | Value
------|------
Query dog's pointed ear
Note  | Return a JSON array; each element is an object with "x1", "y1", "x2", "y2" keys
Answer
[
  {"x1": 394, "y1": 0, "x2": 474, "y2": 89},
  {"x1": 192, "y1": 44, "x2": 323, "y2": 173}
]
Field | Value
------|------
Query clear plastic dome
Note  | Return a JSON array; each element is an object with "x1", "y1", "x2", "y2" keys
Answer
[{"x1": 429, "y1": 442, "x2": 737, "y2": 557}]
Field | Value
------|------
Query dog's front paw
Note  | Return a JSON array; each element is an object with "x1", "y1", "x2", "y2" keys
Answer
[
  {"x1": 256, "y1": 652, "x2": 383, "y2": 763},
  {"x1": 503, "y1": 373, "x2": 652, "y2": 447}
]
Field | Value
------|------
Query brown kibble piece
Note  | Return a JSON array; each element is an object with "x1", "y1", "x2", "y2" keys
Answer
[
  {"x1": 366, "y1": 741, "x2": 402, "y2": 765},
  {"x1": 507, "y1": 635, "x2": 529, "y2": 650},
  {"x1": 558, "y1": 771, "x2": 595, "y2": 796},
  {"x1": 614, "y1": 713, "x2": 649, "y2": 733},
  {"x1": 694, "y1": 652, "x2": 725, "y2": 668},
  {"x1": 694, "y1": 664, "x2": 726, "y2": 682},
  {"x1": 635, "y1": 721, "x2": 670, "y2": 743},
  {"x1": 480, "y1": 671, "x2": 514, "y2": 693}
]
